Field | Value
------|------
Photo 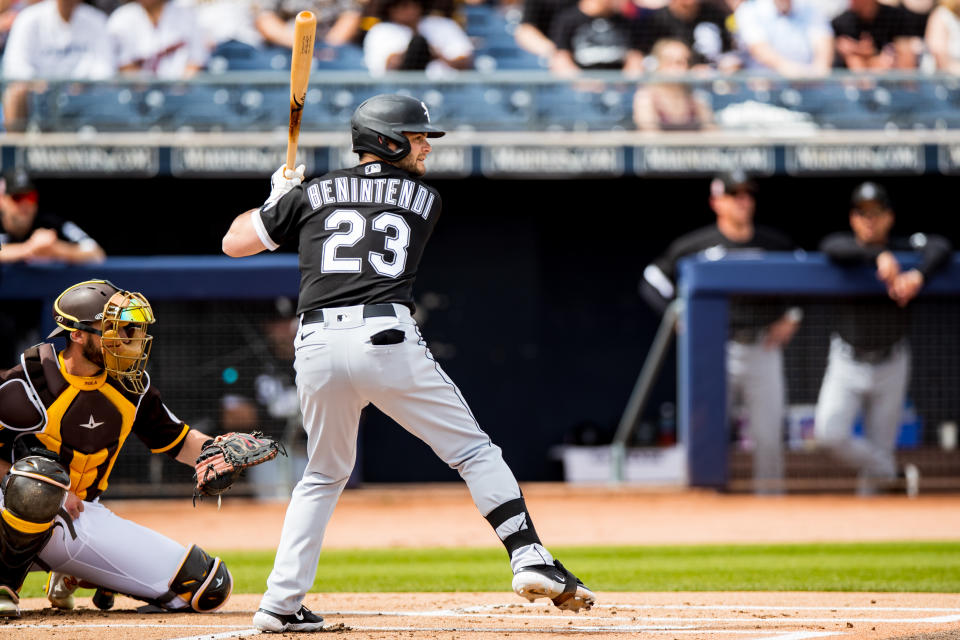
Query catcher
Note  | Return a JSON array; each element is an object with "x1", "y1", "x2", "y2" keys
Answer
[{"x1": 0, "y1": 279, "x2": 282, "y2": 617}]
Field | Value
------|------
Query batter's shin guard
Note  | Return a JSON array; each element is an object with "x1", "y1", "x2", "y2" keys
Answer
[{"x1": 484, "y1": 497, "x2": 543, "y2": 558}]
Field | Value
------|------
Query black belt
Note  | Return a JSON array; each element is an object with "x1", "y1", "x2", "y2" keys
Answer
[
  {"x1": 852, "y1": 345, "x2": 895, "y2": 364},
  {"x1": 302, "y1": 303, "x2": 397, "y2": 325}
]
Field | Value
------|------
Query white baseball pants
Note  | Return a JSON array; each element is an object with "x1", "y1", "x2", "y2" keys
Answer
[
  {"x1": 2, "y1": 497, "x2": 192, "y2": 607},
  {"x1": 815, "y1": 335, "x2": 909, "y2": 481},
  {"x1": 260, "y1": 303, "x2": 547, "y2": 615},
  {"x1": 727, "y1": 339, "x2": 786, "y2": 494}
]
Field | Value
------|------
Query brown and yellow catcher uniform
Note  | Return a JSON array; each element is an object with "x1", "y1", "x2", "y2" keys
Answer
[{"x1": 0, "y1": 343, "x2": 231, "y2": 612}]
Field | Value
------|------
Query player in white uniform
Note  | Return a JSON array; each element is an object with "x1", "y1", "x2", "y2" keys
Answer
[
  {"x1": 221, "y1": 94, "x2": 596, "y2": 632},
  {"x1": 0, "y1": 281, "x2": 233, "y2": 617}
]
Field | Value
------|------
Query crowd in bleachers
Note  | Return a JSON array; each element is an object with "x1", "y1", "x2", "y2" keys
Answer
[{"x1": 0, "y1": 0, "x2": 958, "y2": 131}]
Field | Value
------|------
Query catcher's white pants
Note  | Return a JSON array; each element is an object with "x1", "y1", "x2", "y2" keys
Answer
[
  {"x1": 0, "y1": 496, "x2": 191, "y2": 606},
  {"x1": 815, "y1": 335, "x2": 910, "y2": 480},
  {"x1": 260, "y1": 303, "x2": 547, "y2": 615},
  {"x1": 726, "y1": 340, "x2": 786, "y2": 494}
]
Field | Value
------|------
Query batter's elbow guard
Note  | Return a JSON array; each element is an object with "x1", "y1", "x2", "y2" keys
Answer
[{"x1": 168, "y1": 544, "x2": 233, "y2": 612}]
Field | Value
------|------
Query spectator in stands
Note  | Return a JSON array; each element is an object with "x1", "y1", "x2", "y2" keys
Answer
[
  {"x1": 178, "y1": 0, "x2": 264, "y2": 52},
  {"x1": 925, "y1": 0, "x2": 960, "y2": 72},
  {"x1": 633, "y1": 38, "x2": 715, "y2": 129},
  {"x1": 515, "y1": 0, "x2": 576, "y2": 59},
  {"x1": 363, "y1": 0, "x2": 473, "y2": 75},
  {"x1": 0, "y1": 167, "x2": 105, "y2": 366},
  {"x1": 815, "y1": 182, "x2": 952, "y2": 497},
  {"x1": 640, "y1": 170, "x2": 801, "y2": 495},
  {"x1": 0, "y1": 0, "x2": 29, "y2": 56},
  {"x1": 256, "y1": 0, "x2": 362, "y2": 49},
  {"x1": 734, "y1": 0, "x2": 834, "y2": 76},
  {"x1": 637, "y1": 0, "x2": 738, "y2": 70},
  {"x1": 106, "y1": 0, "x2": 208, "y2": 78},
  {"x1": 831, "y1": 0, "x2": 922, "y2": 69},
  {"x1": 549, "y1": 0, "x2": 645, "y2": 73},
  {"x1": 1, "y1": 0, "x2": 115, "y2": 131}
]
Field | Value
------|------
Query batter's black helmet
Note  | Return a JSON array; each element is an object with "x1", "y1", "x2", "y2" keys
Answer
[{"x1": 351, "y1": 94, "x2": 445, "y2": 163}]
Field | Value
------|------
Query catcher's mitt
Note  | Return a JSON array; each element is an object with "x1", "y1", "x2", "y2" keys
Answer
[{"x1": 194, "y1": 431, "x2": 285, "y2": 504}]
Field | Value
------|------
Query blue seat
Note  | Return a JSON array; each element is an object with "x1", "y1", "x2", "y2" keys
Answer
[
  {"x1": 143, "y1": 85, "x2": 241, "y2": 131},
  {"x1": 536, "y1": 85, "x2": 630, "y2": 130},
  {"x1": 209, "y1": 40, "x2": 279, "y2": 71},
  {"x1": 51, "y1": 86, "x2": 148, "y2": 131},
  {"x1": 301, "y1": 88, "x2": 347, "y2": 130},
  {"x1": 441, "y1": 84, "x2": 531, "y2": 129},
  {"x1": 313, "y1": 44, "x2": 367, "y2": 71},
  {"x1": 475, "y1": 46, "x2": 545, "y2": 70}
]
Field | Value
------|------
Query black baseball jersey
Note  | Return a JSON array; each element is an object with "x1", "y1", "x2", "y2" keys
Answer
[
  {"x1": 256, "y1": 161, "x2": 442, "y2": 315},
  {"x1": 637, "y1": 4, "x2": 734, "y2": 64},
  {"x1": 641, "y1": 224, "x2": 796, "y2": 336},
  {"x1": 831, "y1": 5, "x2": 924, "y2": 68},
  {"x1": 0, "y1": 211, "x2": 98, "y2": 247},
  {"x1": 0, "y1": 343, "x2": 190, "y2": 501},
  {"x1": 549, "y1": 7, "x2": 643, "y2": 69},
  {"x1": 819, "y1": 231, "x2": 953, "y2": 353}
]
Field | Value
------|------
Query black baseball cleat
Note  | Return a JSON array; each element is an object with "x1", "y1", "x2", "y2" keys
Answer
[
  {"x1": 253, "y1": 605, "x2": 325, "y2": 632},
  {"x1": 512, "y1": 559, "x2": 596, "y2": 612},
  {"x1": 92, "y1": 587, "x2": 116, "y2": 611}
]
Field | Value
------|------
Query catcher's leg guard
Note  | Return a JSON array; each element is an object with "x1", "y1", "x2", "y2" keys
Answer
[
  {"x1": 163, "y1": 544, "x2": 233, "y2": 612},
  {"x1": 0, "y1": 456, "x2": 70, "y2": 596}
]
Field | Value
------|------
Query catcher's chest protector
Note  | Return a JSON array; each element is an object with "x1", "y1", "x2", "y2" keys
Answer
[{"x1": 15, "y1": 344, "x2": 139, "y2": 501}]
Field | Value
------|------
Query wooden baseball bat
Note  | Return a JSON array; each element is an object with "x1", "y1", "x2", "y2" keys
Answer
[{"x1": 286, "y1": 11, "x2": 316, "y2": 173}]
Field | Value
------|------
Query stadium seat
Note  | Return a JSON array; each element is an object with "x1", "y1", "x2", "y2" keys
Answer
[
  {"x1": 536, "y1": 85, "x2": 631, "y2": 130},
  {"x1": 48, "y1": 86, "x2": 149, "y2": 132},
  {"x1": 209, "y1": 40, "x2": 278, "y2": 72},
  {"x1": 475, "y1": 47, "x2": 545, "y2": 71},
  {"x1": 439, "y1": 84, "x2": 531, "y2": 130},
  {"x1": 143, "y1": 85, "x2": 241, "y2": 131},
  {"x1": 313, "y1": 44, "x2": 367, "y2": 71}
]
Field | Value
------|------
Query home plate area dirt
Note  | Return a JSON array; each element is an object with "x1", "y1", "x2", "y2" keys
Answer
[
  {"x1": 6, "y1": 591, "x2": 960, "y2": 640},
  {"x1": 6, "y1": 485, "x2": 960, "y2": 640}
]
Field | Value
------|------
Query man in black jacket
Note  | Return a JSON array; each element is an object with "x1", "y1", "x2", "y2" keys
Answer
[
  {"x1": 816, "y1": 182, "x2": 952, "y2": 497},
  {"x1": 641, "y1": 170, "x2": 802, "y2": 494}
]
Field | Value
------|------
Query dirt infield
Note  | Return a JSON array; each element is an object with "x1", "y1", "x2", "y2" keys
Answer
[
  {"x1": 102, "y1": 484, "x2": 960, "y2": 549},
  {"x1": 8, "y1": 591, "x2": 960, "y2": 640},
  {"x1": 8, "y1": 484, "x2": 960, "y2": 640}
]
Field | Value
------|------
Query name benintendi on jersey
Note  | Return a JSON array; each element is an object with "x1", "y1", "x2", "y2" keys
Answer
[{"x1": 306, "y1": 171, "x2": 436, "y2": 220}]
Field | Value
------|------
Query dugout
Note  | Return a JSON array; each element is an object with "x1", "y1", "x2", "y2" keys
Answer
[{"x1": 2, "y1": 166, "x2": 959, "y2": 496}]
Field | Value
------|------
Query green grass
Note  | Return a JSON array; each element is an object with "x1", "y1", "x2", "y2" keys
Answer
[{"x1": 21, "y1": 541, "x2": 960, "y2": 598}]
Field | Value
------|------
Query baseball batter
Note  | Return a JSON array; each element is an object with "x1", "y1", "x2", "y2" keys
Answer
[
  {"x1": 0, "y1": 280, "x2": 233, "y2": 617},
  {"x1": 222, "y1": 93, "x2": 596, "y2": 632}
]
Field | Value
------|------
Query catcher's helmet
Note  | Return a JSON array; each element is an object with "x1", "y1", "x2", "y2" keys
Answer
[
  {"x1": 351, "y1": 94, "x2": 445, "y2": 163},
  {"x1": 47, "y1": 279, "x2": 121, "y2": 338}
]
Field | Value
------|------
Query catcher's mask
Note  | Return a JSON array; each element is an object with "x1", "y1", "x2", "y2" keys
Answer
[{"x1": 100, "y1": 290, "x2": 155, "y2": 395}]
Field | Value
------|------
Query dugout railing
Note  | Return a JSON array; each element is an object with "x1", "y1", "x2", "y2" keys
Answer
[{"x1": 676, "y1": 252, "x2": 960, "y2": 491}]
